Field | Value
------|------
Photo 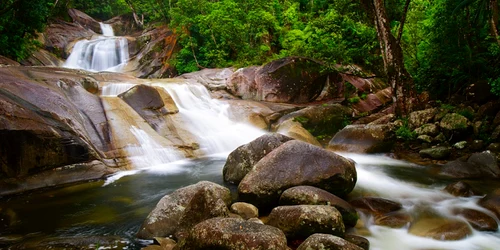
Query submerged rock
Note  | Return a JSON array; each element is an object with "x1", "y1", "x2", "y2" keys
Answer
[
  {"x1": 349, "y1": 197, "x2": 402, "y2": 215},
  {"x1": 478, "y1": 189, "x2": 500, "y2": 218},
  {"x1": 452, "y1": 208, "x2": 498, "y2": 232},
  {"x1": 177, "y1": 217, "x2": 289, "y2": 250},
  {"x1": 297, "y1": 234, "x2": 363, "y2": 250},
  {"x1": 238, "y1": 140, "x2": 356, "y2": 209},
  {"x1": 408, "y1": 217, "x2": 472, "y2": 241},
  {"x1": 137, "y1": 181, "x2": 231, "y2": 240},
  {"x1": 223, "y1": 133, "x2": 294, "y2": 184},
  {"x1": 267, "y1": 205, "x2": 345, "y2": 239},
  {"x1": 444, "y1": 181, "x2": 482, "y2": 197},
  {"x1": 279, "y1": 185, "x2": 358, "y2": 228}
]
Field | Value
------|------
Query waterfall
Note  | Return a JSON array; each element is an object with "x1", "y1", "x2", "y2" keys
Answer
[
  {"x1": 154, "y1": 82, "x2": 266, "y2": 155},
  {"x1": 64, "y1": 23, "x2": 129, "y2": 72}
]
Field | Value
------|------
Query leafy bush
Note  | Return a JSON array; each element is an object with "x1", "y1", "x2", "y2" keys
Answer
[{"x1": 395, "y1": 119, "x2": 417, "y2": 141}]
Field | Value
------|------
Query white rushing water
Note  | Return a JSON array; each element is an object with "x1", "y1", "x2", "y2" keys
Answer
[
  {"x1": 64, "y1": 23, "x2": 129, "y2": 72},
  {"x1": 341, "y1": 153, "x2": 500, "y2": 250},
  {"x1": 153, "y1": 81, "x2": 266, "y2": 155}
]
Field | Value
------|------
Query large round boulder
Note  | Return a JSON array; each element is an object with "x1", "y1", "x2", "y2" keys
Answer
[
  {"x1": 177, "y1": 217, "x2": 289, "y2": 250},
  {"x1": 327, "y1": 124, "x2": 394, "y2": 153},
  {"x1": 279, "y1": 186, "x2": 358, "y2": 228},
  {"x1": 408, "y1": 108, "x2": 437, "y2": 129},
  {"x1": 227, "y1": 57, "x2": 329, "y2": 104},
  {"x1": 238, "y1": 140, "x2": 356, "y2": 209},
  {"x1": 137, "y1": 181, "x2": 231, "y2": 240},
  {"x1": 223, "y1": 133, "x2": 294, "y2": 184},
  {"x1": 297, "y1": 234, "x2": 364, "y2": 250},
  {"x1": 266, "y1": 205, "x2": 345, "y2": 239}
]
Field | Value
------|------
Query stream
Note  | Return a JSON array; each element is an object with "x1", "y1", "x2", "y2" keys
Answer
[{"x1": 0, "y1": 23, "x2": 499, "y2": 250}]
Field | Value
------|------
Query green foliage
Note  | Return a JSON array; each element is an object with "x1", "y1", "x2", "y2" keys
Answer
[
  {"x1": 70, "y1": 0, "x2": 129, "y2": 20},
  {"x1": 348, "y1": 96, "x2": 361, "y2": 104},
  {"x1": 488, "y1": 77, "x2": 500, "y2": 96},
  {"x1": 0, "y1": 0, "x2": 54, "y2": 60},
  {"x1": 395, "y1": 119, "x2": 417, "y2": 140}
]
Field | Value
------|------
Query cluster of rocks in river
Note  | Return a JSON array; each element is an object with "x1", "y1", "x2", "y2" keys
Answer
[{"x1": 138, "y1": 133, "x2": 366, "y2": 250}]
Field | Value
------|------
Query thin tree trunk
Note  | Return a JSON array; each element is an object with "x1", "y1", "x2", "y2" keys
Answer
[
  {"x1": 397, "y1": 0, "x2": 411, "y2": 43},
  {"x1": 490, "y1": 0, "x2": 500, "y2": 45},
  {"x1": 362, "y1": 0, "x2": 416, "y2": 116}
]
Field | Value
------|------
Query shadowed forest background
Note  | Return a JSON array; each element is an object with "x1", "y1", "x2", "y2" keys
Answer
[{"x1": 2, "y1": 0, "x2": 500, "y2": 101}]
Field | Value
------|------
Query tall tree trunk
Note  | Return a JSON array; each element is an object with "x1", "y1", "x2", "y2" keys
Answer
[
  {"x1": 397, "y1": 0, "x2": 411, "y2": 43},
  {"x1": 490, "y1": 0, "x2": 500, "y2": 46},
  {"x1": 361, "y1": 0, "x2": 416, "y2": 116}
]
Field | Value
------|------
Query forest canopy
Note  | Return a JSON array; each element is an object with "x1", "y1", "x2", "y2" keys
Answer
[{"x1": 1, "y1": 0, "x2": 500, "y2": 99}]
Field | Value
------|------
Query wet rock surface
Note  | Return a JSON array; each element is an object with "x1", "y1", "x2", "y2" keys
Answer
[
  {"x1": 297, "y1": 234, "x2": 363, "y2": 250},
  {"x1": 137, "y1": 181, "x2": 231, "y2": 240},
  {"x1": 279, "y1": 185, "x2": 358, "y2": 228},
  {"x1": 177, "y1": 217, "x2": 289, "y2": 250},
  {"x1": 266, "y1": 205, "x2": 345, "y2": 239},
  {"x1": 327, "y1": 124, "x2": 394, "y2": 153},
  {"x1": 223, "y1": 133, "x2": 294, "y2": 184},
  {"x1": 238, "y1": 140, "x2": 356, "y2": 209}
]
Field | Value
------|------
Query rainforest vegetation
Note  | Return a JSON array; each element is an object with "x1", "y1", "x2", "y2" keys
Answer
[{"x1": 2, "y1": 0, "x2": 500, "y2": 102}]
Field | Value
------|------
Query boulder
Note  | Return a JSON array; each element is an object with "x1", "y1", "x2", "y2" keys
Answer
[
  {"x1": 0, "y1": 66, "x2": 112, "y2": 179},
  {"x1": 223, "y1": 133, "x2": 294, "y2": 184},
  {"x1": 327, "y1": 124, "x2": 394, "y2": 153},
  {"x1": 439, "y1": 113, "x2": 470, "y2": 132},
  {"x1": 275, "y1": 119, "x2": 321, "y2": 146},
  {"x1": 408, "y1": 217, "x2": 472, "y2": 241},
  {"x1": 137, "y1": 181, "x2": 231, "y2": 240},
  {"x1": 452, "y1": 208, "x2": 498, "y2": 232},
  {"x1": 467, "y1": 151, "x2": 500, "y2": 177},
  {"x1": 68, "y1": 8, "x2": 101, "y2": 34},
  {"x1": 105, "y1": 13, "x2": 144, "y2": 36},
  {"x1": 43, "y1": 19, "x2": 96, "y2": 58},
  {"x1": 228, "y1": 57, "x2": 328, "y2": 103},
  {"x1": 230, "y1": 202, "x2": 259, "y2": 220},
  {"x1": 267, "y1": 205, "x2": 345, "y2": 239},
  {"x1": 177, "y1": 217, "x2": 289, "y2": 250},
  {"x1": 439, "y1": 153, "x2": 499, "y2": 179},
  {"x1": 419, "y1": 146, "x2": 451, "y2": 160},
  {"x1": 179, "y1": 68, "x2": 234, "y2": 92},
  {"x1": 408, "y1": 108, "x2": 437, "y2": 129},
  {"x1": 227, "y1": 66, "x2": 260, "y2": 99},
  {"x1": 478, "y1": 189, "x2": 500, "y2": 218},
  {"x1": 297, "y1": 234, "x2": 363, "y2": 250},
  {"x1": 444, "y1": 181, "x2": 481, "y2": 197},
  {"x1": 276, "y1": 104, "x2": 352, "y2": 138},
  {"x1": 238, "y1": 140, "x2": 356, "y2": 209},
  {"x1": 279, "y1": 186, "x2": 358, "y2": 228},
  {"x1": 344, "y1": 234, "x2": 370, "y2": 250},
  {"x1": 414, "y1": 123, "x2": 439, "y2": 136},
  {"x1": 350, "y1": 87, "x2": 392, "y2": 114},
  {"x1": 349, "y1": 197, "x2": 402, "y2": 215},
  {"x1": 118, "y1": 84, "x2": 172, "y2": 131}
]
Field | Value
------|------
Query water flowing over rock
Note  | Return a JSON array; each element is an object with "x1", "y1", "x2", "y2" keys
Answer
[
  {"x1": 327, "y1": 124, "x2": 394, "y2": 153},
  {"x1": 223, "y1": 133, "x2": 294, "y2": 184},
  {"x1": 137, "y1": 181, "x2": 231, "y2": 240},
  {"x1": 408, "y1": 217, "x2": 473, "y2": 241},
  {"x1": 177, "y1": 217, "x2": 289, "y2": 250},
  {"x1": 266, "y1": 205, "x2": 345, "y2": 239},
  {"x1": 297, "y1": 234, "x2": 364, "y2": 250},
  {"x1": 238, "y1": 140, "x2": 356, "y2": 209},
  {"x1": 279, "y1": 186, "x2": 358, "y2": 228},
  {"x1": 227, "y1": 57, "x2": 328, "y2": 103},
  {"x1": 452, "y1": 208, "x2": 498, "y2": 232}
]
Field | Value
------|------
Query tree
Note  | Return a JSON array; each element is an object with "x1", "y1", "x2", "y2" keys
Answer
[
  {"x1": 361, "y1": 0, "x2": 416, "y2": 116},
  {"x1": 0, "y1": 0, "x2": 54, "y2": 60}
]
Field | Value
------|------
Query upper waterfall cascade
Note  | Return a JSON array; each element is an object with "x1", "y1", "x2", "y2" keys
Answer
[{"x1": 64, "y1": 23, "x2": 129, "y2": 72}]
